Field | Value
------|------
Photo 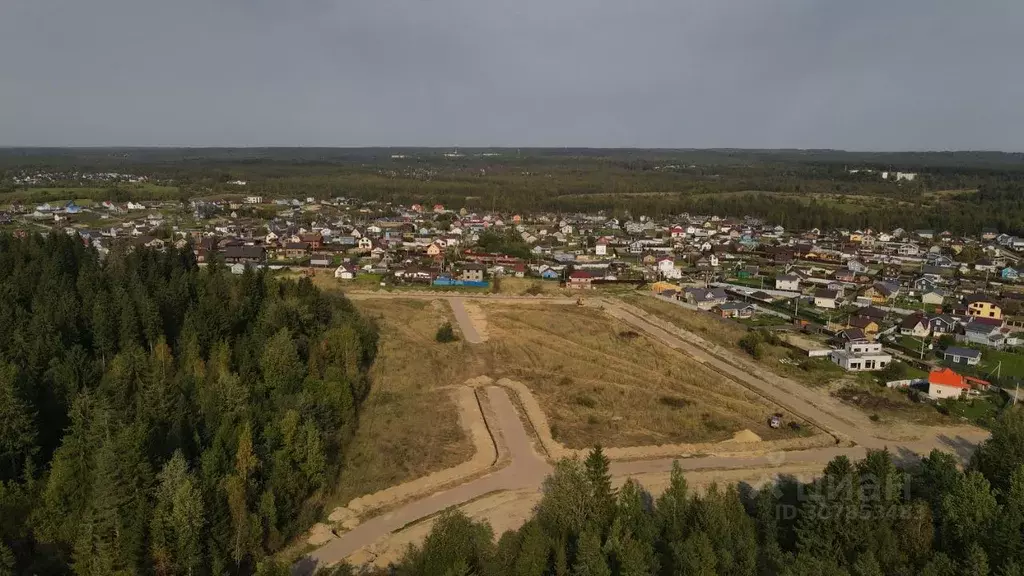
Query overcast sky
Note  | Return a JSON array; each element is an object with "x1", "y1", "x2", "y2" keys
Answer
[{"x1": 2, "y1": 0, "x2": 1022, "y2": 149}]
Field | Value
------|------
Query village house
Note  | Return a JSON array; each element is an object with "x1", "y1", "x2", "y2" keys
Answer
[
  {"x1": 568, "y1": 270, "x2": 595, "y2": 289},
  {"x1": 309, "y1": 252, "x2": 332, "y2": 267},
  {"x1": 813, "y1": 289, "x2": 840, "y2": 309},
  {"x1": 900, "y1": 314, "x2": 930, "y2": 337},
  {"x1": 927, "y1": 368, "x2": 970, "y2": 400},
  {"x1": 965, "y1": 294, "x2": 1002, "y2": 319},
  {"x1": 223, "y1": 245, "x2": 266, "y2": 265},
  {"x1": 683, "y1": 287, "x2": 729, "y2": 310},
  {"x1": 459, "y1": 263, "x2": 487, "y2": 282},
  {"x1": 921, "y1": 289, "x2": 947, "y2": 306},
  {"x1": 929, "y1": 314, "x2": 959, "y2": 334},
  {"x1": 829, "y1": 339, "x2": 891, "y2": 372},
  {"x1": 712, "y1": 302, "x2": 756, "y2": 319},
  {"x1": 943, "y1": 346, "x2": 982, "y2": 366},
  {"x1": 283, "y1": 242, "x2": 310, "y2": 259},
  {"x1": 847, "y1": 316, "x2": 879, "y2": 336},
  {"x1": 775, "y1": 274, "x2": 800, "y2": 291},
  {"x1": 334, "y1": 263, "x2": 356, "y2": 280}
]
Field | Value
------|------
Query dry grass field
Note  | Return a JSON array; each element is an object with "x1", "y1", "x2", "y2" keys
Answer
[
  {"x1": 331, "y1": 298, "x2": 487, "y2": 506},
  {"x1": 476, "y1": 303, "x2": 801, "y2": 448}
]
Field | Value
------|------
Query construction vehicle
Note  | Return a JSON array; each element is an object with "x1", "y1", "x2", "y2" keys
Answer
[
  {"x1": 576, "y1": 297, "x2": 584, "y2": 306},
  {"x1": 769, "y1": 413, "x2": 783, "y2": 429}
]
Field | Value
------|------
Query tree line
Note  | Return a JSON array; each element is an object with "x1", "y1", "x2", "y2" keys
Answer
[
  {"x1": 335, "y1": 410, "x2": 1024, "y2": 576},
  {"x1": 0, "y1": 234, "x2": 378, "y2": 575}
]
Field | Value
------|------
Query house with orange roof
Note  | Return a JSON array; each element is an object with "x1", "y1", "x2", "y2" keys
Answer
[{"x1": 926, "y1": 368, "x2": 970, "y2": 400}]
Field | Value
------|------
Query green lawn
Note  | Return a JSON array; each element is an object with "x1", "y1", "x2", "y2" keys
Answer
[
  {"x1": 937, "y1": 391, "x2": 1008, "y2": 429},
  {"x1": 739, "y1": 315, "x2": 788, "y2": 328},
  {"x1": 977, "y1": 348, "x2": 1024, "y2": 379}
]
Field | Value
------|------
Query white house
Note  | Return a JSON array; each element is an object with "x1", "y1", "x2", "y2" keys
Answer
[
  {"x1": 813, "y1": 290, "x2": 840, "y2": 309},
  {"x1": 775, "y1": 275, "x2": 800, "y2": 292},
  {"x1": 358, "y1": 237, "x2": 373, "y2": 251},
  {"x1": 245, "y1": 196, "x2": 263, "y2": 204},
  {"x1": 595, "y1": 238, "x2": 608, "y2": 256},
  {"x1": 829, "y1": 340, "x2": 892, "y2": 372},
  {"x1": 334, "y1": 264, "x2": 355, "y2": 280}
]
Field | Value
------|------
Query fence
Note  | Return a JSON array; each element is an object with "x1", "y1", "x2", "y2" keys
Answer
[
  {"x1": 886, "y1": 378, "x2": 927, "y2": 389},
  {"x1": 432, "y1": 278, "x2": 489, "y2": 288}
]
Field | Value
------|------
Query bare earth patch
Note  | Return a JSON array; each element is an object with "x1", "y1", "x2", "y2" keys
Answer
[{"x1": 462, "y1": 301, "x2": 489, "y2": 342}]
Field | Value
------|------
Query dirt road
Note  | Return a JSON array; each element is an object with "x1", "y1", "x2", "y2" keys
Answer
[
  {"x1": 448, "y1": 298, "x2": 484, "y2": 344},
  {"x1": 602, "y1": 299, "x2": 899, "y2": 447},
  {"x1": 295, "y1": 386, "x2": 550, "y2": 574}
]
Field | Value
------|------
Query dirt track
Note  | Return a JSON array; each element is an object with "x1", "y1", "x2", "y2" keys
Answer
[
  {"x1": 295, "y1": 386, "x2": 550, "y2": 574},
  {"x1": 294, "y1": 293, "x2": 990, "y2": 574}
]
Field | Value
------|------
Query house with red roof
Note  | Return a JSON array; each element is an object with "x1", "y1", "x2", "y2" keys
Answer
[
  {"x1": 926, "y1": 368, "x2": 970, "y2": 400},
  {"x1": 568, "y1": 270, "x2": 594, "y2": 289}
]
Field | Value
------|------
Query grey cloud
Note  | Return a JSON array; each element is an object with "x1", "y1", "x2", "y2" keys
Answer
[{"x1": 2, "y1": 0, "x2": 1022, "y2": 149}]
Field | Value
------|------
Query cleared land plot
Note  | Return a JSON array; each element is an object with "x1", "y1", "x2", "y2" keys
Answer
[
  {"x1": 332, "y1": 298, "x2": 487, "y2": 506},
  {"x1": 477, "y1": 303, "x2": 802, "y2": 448}
]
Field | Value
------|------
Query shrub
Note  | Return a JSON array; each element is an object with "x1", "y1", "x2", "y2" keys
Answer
[
  {"x1": 738, "y1": 332, "x2": 765, "y2": 359},
  {"x1": 575, "y1": 394, "x2": 597, "y2": 408},
  {"x1": 523, "y1": 283, "x2": 544, "y2": 296},
  {"x1": 435, "y1": 322, "x2": 457, "y2": 343},
  {"x1": 659, "y1": 395, "x2": 689, "y2": 409}
]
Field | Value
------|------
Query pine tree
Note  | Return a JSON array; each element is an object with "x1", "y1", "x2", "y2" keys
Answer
[
  {"x1": 851, "y1": 551, "x2": 883, "y2": 576},
  {"x1": 0, "y1": 363, "x2": 35, "y2": 482},
  {"x1": 962, "y1": 543, "x2": 991, "y2": 576},
  {"x1": 919, "y1": 553, "x2": 958, "y2": 576},
  {"x1": 941, "y1": 471, "x2": 998, "y2": 557},
  {"x1": 224, "y1": 422, "x2": 261, "y2": 570},
  {"x1": 513, "y1": 521, "x2": 549, "y2": 576},
  {"x1": 584, "y1": 446, "x2": 615, "y2": 534},
  {"x1": 971, "y1": 409, "x2": 1024, "y2": 494},
  {"x1": 259, "y1": 328, "x2": 304, "y2": 398},
  {"x1": 990, "y1": 465, "x2": 1024, "y2": 570},
  {"x1": 672, "y1": 532, "x2": 716, "y2": 576},
  {"x1": 537, "y1": 459, "x2": 593, "y2": 540},
  {"x1": 151, "y1": 451, "x2": 204, "y2": 576},
  {"x1": 572, "y1": 528, "x2": 610, "y2": 576}
]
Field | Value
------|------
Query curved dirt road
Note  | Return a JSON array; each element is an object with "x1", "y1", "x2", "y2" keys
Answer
[{"x1": 295, "y1": 386, "x2": 550, "y2": 574}]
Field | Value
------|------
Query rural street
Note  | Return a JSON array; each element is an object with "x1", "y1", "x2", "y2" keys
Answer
[{"x1": 296, "y1": 294, "x2": 990, "y2": 573}]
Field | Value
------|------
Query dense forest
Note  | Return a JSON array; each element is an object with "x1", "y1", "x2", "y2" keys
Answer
[
  {"x1": 5, "y1": 148, "x2": 1024, "y2": 234},
  {"x1": 352, "y1": 413, "x2": 1024, "y2": 576},
  {"x1": 0, "y1": 235, "x2": 378, "y2": 575}
]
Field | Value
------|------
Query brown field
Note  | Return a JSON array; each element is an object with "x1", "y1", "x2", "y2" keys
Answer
[
  {"x1": 331, "y1": 298, "x2": 486, "y2": 506},
  {"x1": 476, "y1": 303, "x2": 801, "y2": 448}
]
